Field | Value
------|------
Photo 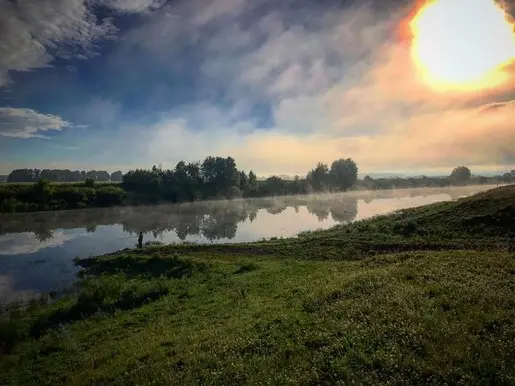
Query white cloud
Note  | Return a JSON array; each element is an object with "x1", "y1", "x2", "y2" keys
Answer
[{"x1": 0, "y1": 107, "x2": 71, "y2": 138}]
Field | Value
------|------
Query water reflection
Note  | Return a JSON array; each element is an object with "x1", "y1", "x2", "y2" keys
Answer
[
  {"x1": 0, "y1": 196, "x2": 359, "y2": 244},
  {"x1": 0, "y1": 185, "x2": 496, "y2": 302}
]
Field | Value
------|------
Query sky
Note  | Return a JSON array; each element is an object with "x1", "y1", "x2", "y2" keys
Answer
[{"x1": 1, "y1": 0, "x2": 515, "y2": 176}]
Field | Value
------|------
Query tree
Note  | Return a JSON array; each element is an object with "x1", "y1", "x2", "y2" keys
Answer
[
  {"x1": 7, "y1": 169, "x2": 36, "y2": 182},
  {"x1": 96, "y1": 171, "x2": 111, "y2": 182},
  {"x1": 32, "y1": 179, "x2": 53, "y2": 205},
  {"x1": 239, "y1": 171, "x2": 248, "y2": 192},
  {"x1": 329, "y1": 158, "x2": 358, "y2": 191},
  {"x1": 248, "y1": 170, "x2": 257, "y2": 191},
  {"x1": 261, "y1": 176, "x2": 287, "y2": 196},
  {"x1": 86, "y1": 170, "x2": 97, "y2": 181},
  {"x1": 111, "y1": 171, "x2": 123, "y2": 182},
  {"x1": 450, "y1": 166, "x2": 471, "y2": 184},
  {"x1": 290, "y1": 175, "x2": 303, "y2": 195},
  {"x1": 201, "y1": 156, "x2": 239, "y2": 197},
  {"x1": 307, "y1": 162, "x2": 329, "y2": 192}
]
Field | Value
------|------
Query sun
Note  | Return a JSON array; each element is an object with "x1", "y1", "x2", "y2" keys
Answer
[{"x1": 410, "y1": 0, "x2": 515, "y2": 91}]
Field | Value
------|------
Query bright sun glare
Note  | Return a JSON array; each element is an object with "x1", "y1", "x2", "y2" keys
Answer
[{"x1": 410, "y1": 0, "x2": 515, "y2": 91}]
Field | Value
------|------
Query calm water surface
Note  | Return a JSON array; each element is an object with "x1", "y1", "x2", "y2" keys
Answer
[{"x1": 0, "y1": 185, "x2": 497, "y2": 302}]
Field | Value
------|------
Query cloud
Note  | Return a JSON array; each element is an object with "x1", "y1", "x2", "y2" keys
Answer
[
  {"x1": 3, "y1": 0, "x2": 514, "y2": 174},
  {"x1": 192, "y1": 0, "x2": 246, "y2": 25},
  {"x1": 0, "y1": 231, "x2": 76, "y2": 255},
  {"x1": 0, "y1": 0, "x2": 168, "y2": 86},
  {"x1": 70, "y1": 97, "x2": 122, "y2": 129},
  {"x1": 0, "y1": 0, "x2": 116, "y2": 86},
  {"x1": 120, "y1": 0, "x2": 515, "y2": 175},
  {"x1": 103, "y1": 0, "x2": 166, "y2": 13},
  {"x1": 0, "y1": 108, "x2": 71, "y2": 138}
]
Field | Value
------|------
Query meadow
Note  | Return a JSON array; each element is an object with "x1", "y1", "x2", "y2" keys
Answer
[{"x1": 1, "y1": 186, "x2": 514, "y2": 385}]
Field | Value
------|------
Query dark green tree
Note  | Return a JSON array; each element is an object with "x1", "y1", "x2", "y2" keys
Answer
[
  {"x1": 329, "y1": 158, "x2": 358, "y2": 191},
  {"x1": 248, "y1": 170, "x2": 257, "y2": 192},
  {"x1": 239, "y1": 171, "x2": 248, "y2": 192},
  {"x1": 307, "y1": 162, "x2": 329, "y2": 192},
  {"x1": 450, "y1": 166, "x2": 471, "y2": 184},
  {"x1": 111, "y1": 171, "x2": 123, "y2": 182}
]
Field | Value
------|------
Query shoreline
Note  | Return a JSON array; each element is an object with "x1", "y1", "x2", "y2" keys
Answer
[{"x1": 1, "y1": 182, "x2": 509, "y2": 214}]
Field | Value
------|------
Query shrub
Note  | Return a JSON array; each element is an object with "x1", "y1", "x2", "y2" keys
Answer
[
  {"x1": 52, "y1": 188, "x2": 90, "y2": 209},
  {"x1": 84, "y1": 178, "x2": 95, "y2": 188},
  {"x1": 95, "y1": 186, "x2": 126, "y2": 207}
]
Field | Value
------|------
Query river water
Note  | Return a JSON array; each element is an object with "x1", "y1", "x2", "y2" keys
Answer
[{"x1": 0, "y1": 185, "x2": 497, "y2": 302}]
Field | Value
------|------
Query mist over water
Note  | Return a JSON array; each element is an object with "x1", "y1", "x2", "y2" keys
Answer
[{"x1": 0, "y1": 185, "x2": 497, "y2": 302}]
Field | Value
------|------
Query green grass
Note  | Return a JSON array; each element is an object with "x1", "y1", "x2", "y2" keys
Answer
[{"x1": 1, "y1": 186, "x2": 514, "y2": 385}]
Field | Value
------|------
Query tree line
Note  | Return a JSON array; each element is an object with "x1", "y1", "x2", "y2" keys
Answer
[
  {"x1": 6, "y1": 169, "x2": 123, "y2": 183},
  {"x1": 2, "y1": 160, "x2": 514, "y2": 213},
  {"x1": 121, "y1": 157, "x2": 358, "y2": 203},
  {"x1": 357, "y1": 166, "x2": 514, "y2": 190},
  {"x1": 0, "y1": 156, "x2": 359, "y2": 212}
]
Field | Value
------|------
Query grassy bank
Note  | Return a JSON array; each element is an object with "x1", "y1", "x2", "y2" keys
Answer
[{"x1": 1, "y1": 186, "x2": 514, "y2": 385}]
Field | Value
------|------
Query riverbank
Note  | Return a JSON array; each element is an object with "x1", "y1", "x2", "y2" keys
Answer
[
  {"x1": 1, "y1": 186, "x2": 514, "y2": 384},
  {"x1": 1, "y1": 177, "x2": 511, "y2": 213}
]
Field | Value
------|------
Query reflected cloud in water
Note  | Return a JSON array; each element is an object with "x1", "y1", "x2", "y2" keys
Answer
[{"x1": 0, "y1": 230, "x2": 82, "y2": 255}]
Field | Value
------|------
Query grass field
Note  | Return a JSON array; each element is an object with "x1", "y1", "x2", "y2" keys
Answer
[{"x1": 1, "y1": 186, "x2": 514, "y2": 385}]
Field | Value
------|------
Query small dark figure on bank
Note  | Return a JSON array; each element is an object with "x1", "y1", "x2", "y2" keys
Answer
[{"x1": 138, "y1": 232, "x2": 143, "y2": 249}]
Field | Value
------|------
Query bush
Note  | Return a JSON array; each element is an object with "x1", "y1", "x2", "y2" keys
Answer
[
  {"x1": 95, "y1": 186, "x2": 126, "y2": 207},
  {"x1": 52, "y1": 188, "x2": 92, "y2": 209},
  {"x1": 84, "y1": 178, "x2": 95, "y2": 188}
]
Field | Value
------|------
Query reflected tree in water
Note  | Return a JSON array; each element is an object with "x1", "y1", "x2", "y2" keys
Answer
[
  {"x1": 306, "y1": 203, "x2": 330, "y2": 222},
  {"x1": 34, "y1": 228, "x2": 53, "y2": 242},
  {"x1": 6, "y1": 189, "x2": 486, "y2": 242},
  {"x1": 330, "y1": 199, "x2": 359, "y2": 223},
  {"x1": 248, "y1": 210, "x2": 258, "y2": 223},
  {"x1": 266, "y1": 206, "x2": 287, "y2": 215}
]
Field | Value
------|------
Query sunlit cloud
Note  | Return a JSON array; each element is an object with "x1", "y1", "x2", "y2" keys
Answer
[
  {"x1": 124, "y1": 0, "x2": 515, "y2": 175},
  {"x1": 1, "y1": 0, "x2": 514, "y2": 175}
]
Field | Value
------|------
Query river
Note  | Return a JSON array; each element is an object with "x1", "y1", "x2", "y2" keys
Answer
[{"x1": 0, "y1": 185, "x2": 497, "y2": 302}]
